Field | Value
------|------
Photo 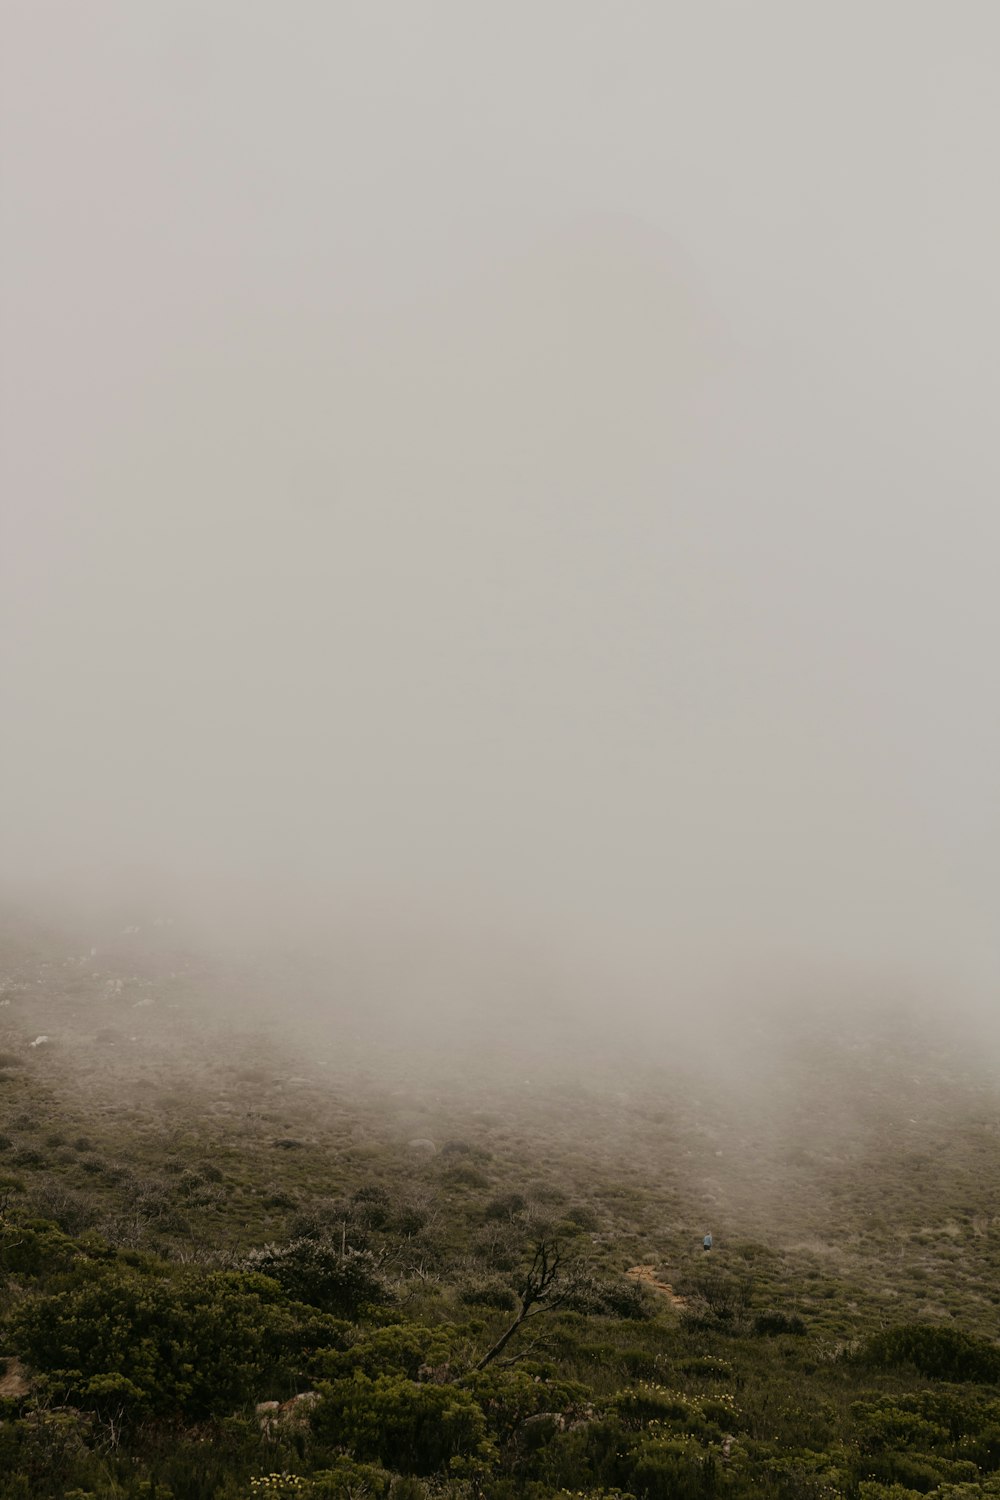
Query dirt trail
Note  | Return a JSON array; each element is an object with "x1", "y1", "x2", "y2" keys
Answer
[{"x1": 626, "y1": 1264, "x2": 686, "y2": 1308}]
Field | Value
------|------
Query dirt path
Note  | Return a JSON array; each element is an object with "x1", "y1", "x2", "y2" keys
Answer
[{"x1": 626, "y1": 1265, "x2": 686, "y2": 1308}]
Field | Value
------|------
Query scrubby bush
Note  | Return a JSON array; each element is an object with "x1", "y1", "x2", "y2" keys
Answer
[
  {"x1": 310, "y1": 1323, "x2": 454, "y2": 1382},
  {"x1": 458, "y1": 1275, "x2": 518, "y2": 1311},
  {"x1": 857, "y1": 1324, "x2": 1000, "y2": 1383},
  {"x1": 466, "y1": 1366, "x2": 589, "y2": 1450},
  {"x1": 562, "y1": 1203, "x2": 601, "y2": 1232},
  {"x1": 678, "y1": 1269, "x2": 755, "y2": 1333},
  {"x1": 484, "y1": 1193, "x2": 529, "y2": 1223},
  {"x1": 244, "y1": 1239, "x2": 394, "y2": 1318},
  {"x1": 11, "y1": 1260, "x2": 339, "y2": 1419},
  {"x1": 0, "y1": 1218, "x2": 78, "y2": 1276},
  {"x1": 563, "y1": 1274, "x2": 653, "y2": 1321},
  {"x1": 611, "y1": 1385, "x2": 693, "y2": 1429},
  {"x1": 312, "y1": 1372, "x2": 494, "y2": 1475},
  {"x1": 619, "y1": 1346, "x2": 665, "y2": 1380},
  {"x1": 247, "y1": 1460, "x2": 411, "y2": 1497},
  {"x1": 0, "y1": 1408, "x2": 98, "y2": 1498},
  {"x1": 442, "y1": 1162, "x2": 491, "y2": 1189},
  {"x1": 753, "y1": 1310, "x2": 807, "y2": 1336},
  {"x1": 352, "y1": 1185, "x2": 393, "y2": 1229}
]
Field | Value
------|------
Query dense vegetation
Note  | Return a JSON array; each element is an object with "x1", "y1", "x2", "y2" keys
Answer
[{"x1": 3, "y1": 913, "x2": 1000, "y2": 1498}]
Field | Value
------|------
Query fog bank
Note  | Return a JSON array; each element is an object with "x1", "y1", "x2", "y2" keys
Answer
[{"x1": 3, "y1": 4, "x2": 999, "y2": 1026}]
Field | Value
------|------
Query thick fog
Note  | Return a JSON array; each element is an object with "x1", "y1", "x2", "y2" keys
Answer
[{"x1": 2, "y1": 4, "x2": 999, "y2": 1037}]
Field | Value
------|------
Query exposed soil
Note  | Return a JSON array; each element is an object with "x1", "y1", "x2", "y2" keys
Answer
[{"x1": 626, "y1": 1264, "x2": 686, "y2": 1307}]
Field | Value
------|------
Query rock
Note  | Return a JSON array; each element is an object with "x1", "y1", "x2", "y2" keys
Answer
[
  {"x1": 518, "y1": 1412, "x2": 566, "y2": 1448},
  {"x1": 0, "y1": 1357, "x2": 31, "y2": 1398},
  {"x1": 257, "y1": 1391, "x2": 319, "y2": 1436},
  {"x1": 255, "y1": 1400, "x2": 280, "y2": 1433},
  {"x1": 407, "y1": 1137, "x2": 437, "y2": 1154}
]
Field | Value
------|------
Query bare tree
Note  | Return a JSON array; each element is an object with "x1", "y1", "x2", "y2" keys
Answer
[{"x1": 471, "y1": 1238, "x2": 571, "y2": 1373}]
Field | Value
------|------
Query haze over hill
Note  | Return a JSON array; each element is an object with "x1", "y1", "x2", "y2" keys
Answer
[
  {"x1": 4, "y1": 2, "x2": 1000, "y2": 1049},
  {"x1": 7, "y1": 9, "x2": 1000, "y2": 1498}
]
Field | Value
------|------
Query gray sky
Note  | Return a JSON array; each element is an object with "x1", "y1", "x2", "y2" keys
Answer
[{"x1": 2, "y1": 3, "x2": 999, "y2": 1008}]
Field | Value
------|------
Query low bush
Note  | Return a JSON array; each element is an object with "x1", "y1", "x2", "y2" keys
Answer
[
  {"x1": 312, "y1": 1372, "x2": 494, "y2": 1475},
  {"x1": 244, "y1": 1240, "x2": 394, "y2": 1318},
  {"x1": 857, "y1": 1323, "x2": 1000, "y2": 1383}
]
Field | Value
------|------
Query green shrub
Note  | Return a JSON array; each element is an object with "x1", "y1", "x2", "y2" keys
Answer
[
  {"x1": 484, "y1": 1194, "x2": 528, "y2": 1222},
  {"x1": 857, "y1": 1324, "x2": 1000, "y2": 1383},
  {"x1": 564, "y1": 1275, "x2": 653, "y2": 1321},
  {"x1": 753, "y1": 1310, "x2": 807, "y2": 1336},
  {"x1": 0, "y1": 1219, "x2": 78, "y2": 1276},
  {"x1": 624, "y1": 1433, "x2": 719, "y2": 1500},
  {"x1": 466, "y1": 1366, "x2": 589, "y2": 1449},
  {"x1": 458, "y1": 1275, "x2": 518, "y2": 1311},
  {"x1": 312, "y1": 1371, "x2": 494, "y2": 1474},
  {"x1": 310, "y1": 1323, "x2": 454, "y2": 1382},
  {"x1": 11, "y1": 1261, "x2": 339, "y2": 1419},
  {"x1": 611, "y1": 1385, "x2": 693, "y2": 1429},
  {"x1": 244, "y1": 1240, "x2": 394, "y2": 1318},
  {"x1": 619, "y1": 1347, "x2": 664, "y2": 1380},
  {"x1": 442, "y1": 1163, "x2": 490, "y2": 1189}
]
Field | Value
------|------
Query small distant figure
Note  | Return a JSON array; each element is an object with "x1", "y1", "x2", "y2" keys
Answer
[{"x1": 703, "y1": 1233, "x2": 713, "y2": 1252}]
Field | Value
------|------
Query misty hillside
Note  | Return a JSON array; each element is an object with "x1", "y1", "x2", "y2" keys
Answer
[
  {"x1": 5, "y1": 912, "x2": 1000, "y2": 1498},
  {"x1": 5, "y1": 3, "x2": 1000, "y2": 1498}
]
